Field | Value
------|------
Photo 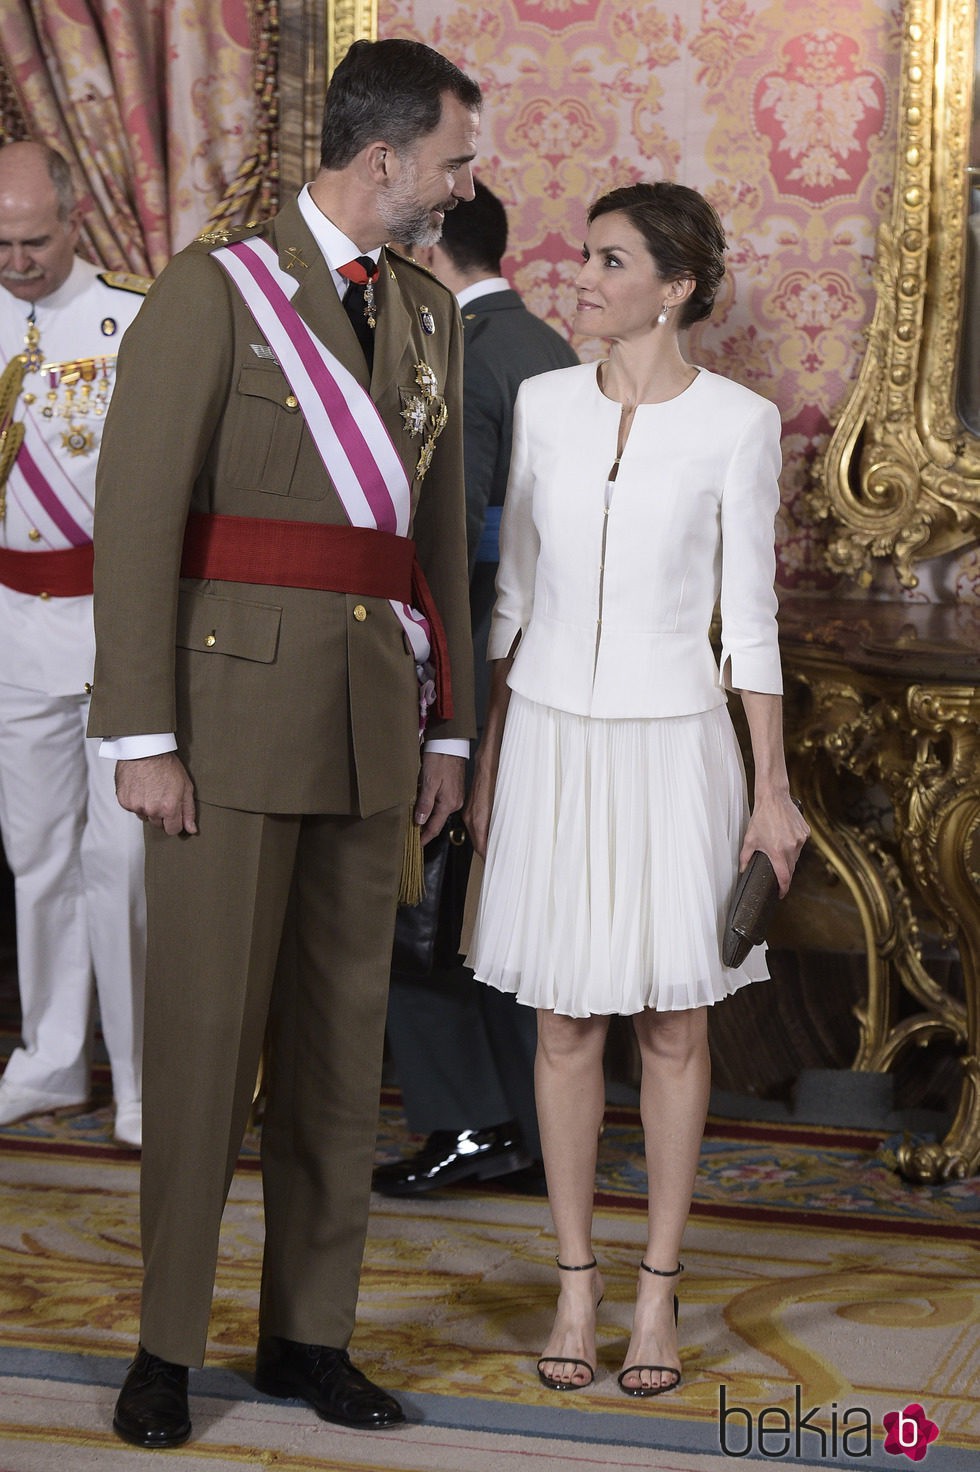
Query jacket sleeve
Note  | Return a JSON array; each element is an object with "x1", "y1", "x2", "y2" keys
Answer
[
  {"x1": 486, "y1": 379, "x2": 538, "y2": 661},
  {"x1": 88, "y1": 250, "x2": 235, "y2": 737},
  {"x1": 718, "y1": 396, "x2": 784, "y2": 695}
]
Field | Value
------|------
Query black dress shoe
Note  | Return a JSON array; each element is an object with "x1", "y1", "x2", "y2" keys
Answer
[
  {"x1": 254, "y1": 1337, "x2": 405, "y2": 1429},
  {"x1": 113, "y1": 1345, "x2": 191, "y2": 1448},
  {"x1": 372, "y1": 1122, "x2": 531, "y2": 1196}
]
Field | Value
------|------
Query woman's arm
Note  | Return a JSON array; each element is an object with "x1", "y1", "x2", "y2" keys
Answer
[
  {"x1": 738, "y1": 689, "x2": 810, "y2": 895},
  {"x1": 463, "y1": 648, "x2": 515, "y2": 857}
]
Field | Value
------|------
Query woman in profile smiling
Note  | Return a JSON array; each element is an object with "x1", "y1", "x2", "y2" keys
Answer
[{"x1": 464, "y1": 182, "x2": 808, "y2": 1397}]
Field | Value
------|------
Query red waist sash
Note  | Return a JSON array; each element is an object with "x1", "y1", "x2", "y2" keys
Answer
[
  {"x1": 180, "y1": 513, "x2": 453, "y2": 720},
  {"x1": 0, "y1": 542, "x2": 93, "y2": 597}
]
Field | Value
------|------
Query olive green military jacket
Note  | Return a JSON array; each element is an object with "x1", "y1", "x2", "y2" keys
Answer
[{"x1": 88, "y1": 197, "x2": 475, "y2": 816}]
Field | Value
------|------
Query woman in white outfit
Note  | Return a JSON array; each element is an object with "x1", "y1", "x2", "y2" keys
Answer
[{"x1": 464, "y1": 183, "x2": 808, "y2": 1397}]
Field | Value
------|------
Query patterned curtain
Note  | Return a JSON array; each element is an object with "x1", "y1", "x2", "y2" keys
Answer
[{"x1": 0, "y1": 1, "x2": 278, "y2": 276}]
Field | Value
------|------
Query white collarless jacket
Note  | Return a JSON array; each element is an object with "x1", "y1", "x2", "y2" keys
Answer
[{"x1": 487, "y1": 363, "x2": 784, "y2": 718}]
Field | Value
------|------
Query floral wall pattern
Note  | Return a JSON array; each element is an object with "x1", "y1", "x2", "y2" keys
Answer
[{"x1": 381, "y1": 0, "x2": 940, "y2": 596}]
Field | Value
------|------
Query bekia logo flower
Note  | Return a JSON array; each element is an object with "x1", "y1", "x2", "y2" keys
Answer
[{"x1": 882, "y1": 1404, "x2": 939, "y2": 1461}]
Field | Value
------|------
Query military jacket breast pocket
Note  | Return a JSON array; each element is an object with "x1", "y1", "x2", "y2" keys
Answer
[{"x1": 227, "y1": 363, "x2": 320, "y2": 498}]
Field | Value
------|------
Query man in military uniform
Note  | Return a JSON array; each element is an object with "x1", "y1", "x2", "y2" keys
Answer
[
  {"x1": 0, "y1": 140, "x2": 147, "y2": 1147},
  {"x1": 380, "y1": 180, "x2": 578, "y2": 1197},
  {"x1": 90, "y1": 40, "x2": 479, "y2": 1448}
]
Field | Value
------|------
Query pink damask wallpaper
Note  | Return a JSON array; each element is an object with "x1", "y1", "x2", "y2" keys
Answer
[{"x1": 381, "y1": 0, "x2": 970, "y2": 596}]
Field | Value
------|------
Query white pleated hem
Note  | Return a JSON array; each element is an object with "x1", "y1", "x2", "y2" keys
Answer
[{"x1": 466, "y1": 694, "x2": 770, "y2": 1019}]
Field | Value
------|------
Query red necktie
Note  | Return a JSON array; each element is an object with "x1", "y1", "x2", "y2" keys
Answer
[{"x1": 338, "y1": 256, "x2": 379, "y2": 368}]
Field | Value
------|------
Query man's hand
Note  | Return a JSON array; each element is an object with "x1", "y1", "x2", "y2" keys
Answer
[
  {"x1": 414, "y1": 751, "x2": 465, "y2": 845},
  {"x1": 115, "y1": 753, "x2": 198, "y2": 836}
]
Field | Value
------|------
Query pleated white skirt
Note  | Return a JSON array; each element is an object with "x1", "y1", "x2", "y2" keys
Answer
[{"x1": 466, "y1": 693, "x2": 769, "y2": 1018}]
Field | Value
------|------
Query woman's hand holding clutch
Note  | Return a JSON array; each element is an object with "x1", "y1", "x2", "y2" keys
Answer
[{"x1": 738, "y1": 789, "x2": 809, "y2": 897}]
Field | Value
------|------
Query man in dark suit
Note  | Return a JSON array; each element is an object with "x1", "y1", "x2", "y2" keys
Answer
[
  {"x1": 88, "y1": 40, "x2": 479, "y2": 1448},
  {"x1": 376, "y1": 180, "x2": 577, "y2": 1198}
]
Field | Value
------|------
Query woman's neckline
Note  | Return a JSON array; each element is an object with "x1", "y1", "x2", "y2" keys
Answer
[{"x1": 595, "y1": 361, "x2": 702, "y2": 408}]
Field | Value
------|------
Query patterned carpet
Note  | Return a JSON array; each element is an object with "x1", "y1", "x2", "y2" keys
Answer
[{"x1": 0, "y1": 1079, "x2": 977, "y2": 1471}]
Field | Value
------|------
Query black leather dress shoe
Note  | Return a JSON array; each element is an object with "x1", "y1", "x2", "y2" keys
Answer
[
  {"x1": 372, "y1": 1122, "x2": 531, "y2": 1196},
  {"x1": 113, "y1": 1345, "x2": 191, "y2": 1448},
  {"x1": 254, "y1": 1337, "x2": 405, "y2": 1429}
]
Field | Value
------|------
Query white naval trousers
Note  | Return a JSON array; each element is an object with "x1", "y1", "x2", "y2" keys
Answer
[{"x1": 0, "y1": 682, "x2": 145, "y2": 1107}]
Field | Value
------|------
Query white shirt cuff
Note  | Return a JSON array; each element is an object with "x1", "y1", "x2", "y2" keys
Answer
[
  {"x1": 423, "y1": 738, "x2": 469, "y2": 759},
  {"x1": 99, "y1": 733, "x2": 178, "y2": 760}
]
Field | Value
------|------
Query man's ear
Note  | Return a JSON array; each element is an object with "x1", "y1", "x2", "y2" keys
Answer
[
  {"x1": 65, "y1": 204, "x2": 84, "y2": 250},
  {"x1": 364, "y1": 141, "x2": 390, "y2": 183}
]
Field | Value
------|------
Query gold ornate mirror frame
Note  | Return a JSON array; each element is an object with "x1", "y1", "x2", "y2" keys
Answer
[
  {"x1": 279, "y1": 0, "x2": 378, "y2": 197},
  {"x1": 816, "y1": 0, "x2": 980, "y2": 588}
]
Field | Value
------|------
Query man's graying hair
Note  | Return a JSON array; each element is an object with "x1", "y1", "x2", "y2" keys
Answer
[{"x1": 319, "y1": 39, "x2": 481, "y2": 170}]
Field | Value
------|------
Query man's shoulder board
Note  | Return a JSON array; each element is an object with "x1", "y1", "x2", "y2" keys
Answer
[
  {"x1": 192, "y1": 219, "x2": 264, "y2": 252},
  {"x1": 98, "y1": 270, "x2": 153, "y2": 295}
]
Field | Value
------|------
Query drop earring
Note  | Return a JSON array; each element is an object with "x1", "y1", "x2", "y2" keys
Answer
[{"x1": 656, "y1": 303, "x2": 670, "y2": 326}]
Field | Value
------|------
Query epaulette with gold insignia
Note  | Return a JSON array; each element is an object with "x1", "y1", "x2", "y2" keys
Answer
[
  {"x1": 98, "y1": 270, "x2": 153, "y2": 295},
  {"x1": 194, "y1": 220, "x2": 262, "y2": 249}
]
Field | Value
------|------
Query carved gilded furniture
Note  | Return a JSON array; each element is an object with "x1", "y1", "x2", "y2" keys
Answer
[
  {"x1": 814, "y1": 0, "x2": 980, "y2": 586},
  {"x1": 780, "y1": 598, "x2": 980, "y2": 1182}
]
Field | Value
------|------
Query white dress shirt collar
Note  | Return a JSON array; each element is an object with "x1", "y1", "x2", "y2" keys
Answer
[
  {"x1": 456, "y1": 276, "x2": 509, "y2": 308},
  {"x1": 297, "y1": 184, "x2": 383, "y2": 299}
]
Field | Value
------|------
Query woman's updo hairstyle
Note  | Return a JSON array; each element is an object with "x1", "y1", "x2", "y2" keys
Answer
[{"x1": 587, "y1": 182, "x2": 727, "y2": 328}]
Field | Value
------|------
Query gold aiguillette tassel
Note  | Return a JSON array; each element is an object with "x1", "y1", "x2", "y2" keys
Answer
[
  {"x1": 0, "y1": 354, "x2": 29, "y2": 521},
  {"x1": 398, "y1": 808, "x2": 426, "y2": 906}
]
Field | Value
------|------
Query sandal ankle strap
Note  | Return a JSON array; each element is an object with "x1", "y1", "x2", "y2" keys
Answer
[
  {"x1": 556, "y1": 1256, "x2": 598, "y2": 1272},
  {"x1": 640, "y1": 1260, "x2": 683, "y2": 1277}
]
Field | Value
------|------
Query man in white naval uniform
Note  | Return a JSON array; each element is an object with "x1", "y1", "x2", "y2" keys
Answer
[{"x1": 0, "y1": 141, "x2": 146, "y2": 1145}]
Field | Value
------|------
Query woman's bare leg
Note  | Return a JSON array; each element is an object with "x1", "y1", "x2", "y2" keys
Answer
[
  {"x1": 534, "y1": 1009, "x2": 609, "y2": 1386},
  {"x1": 621, "y1": 1005, "x2": 710, "y2": 1392}
]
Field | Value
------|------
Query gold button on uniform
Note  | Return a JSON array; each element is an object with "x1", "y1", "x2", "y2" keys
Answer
[
  {"x1": 39, "y1": 591, "x2": 50, "y2": 600},
  {"x1": 284, "y1": 394, "x2": 298, "y2": 410},
  {"x1": 28, "y1": 528, "x2": 41, "y2": 542},
  {"x1": 83, "y1": 682, "x2": 93, "y2": 695},
  {"x1": 205, "y1": 632, "x2": 216, "y2": 647},
  {"x1": 353, "y1": 604, "x2": 367, "y2": 622}
]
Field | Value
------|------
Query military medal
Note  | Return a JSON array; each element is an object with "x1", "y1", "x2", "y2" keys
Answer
[
  {"x1": 400, "y1": 362, "x2": 447, "y2": 481},
  {"x1": 415, "y1": 362, "x2": 438, "y2": 396},
  {"x1": 39, "y1": 357, "x2": 114, "y2": 447},
  {"x1": 400, "y1": 396, "x2": 429, "y2": 437},
  {"x1": 418, "y1": 305, "x2": 435, "y2": 335},
  {"x1": 62, "y1": 425, "x2": 95, "y2": 456},
  {"x1": 23, "y1": 309, "x2": 43, "y2": 373},
  {"x1": 94, "y1": 359, "x2": 111, "y2": 415}
]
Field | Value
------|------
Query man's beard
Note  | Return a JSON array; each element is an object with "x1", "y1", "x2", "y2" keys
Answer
[{"x1": 379, "y1": 167, "x2": 455, "y2": 248}]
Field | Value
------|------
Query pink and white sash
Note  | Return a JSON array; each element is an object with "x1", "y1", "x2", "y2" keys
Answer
[
  {"x1": 214, "y1": 237, "x2": 434, "y2": 694},
  {"x1": 3, "y1": 403, "x2": 93, "y2": 550}
]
